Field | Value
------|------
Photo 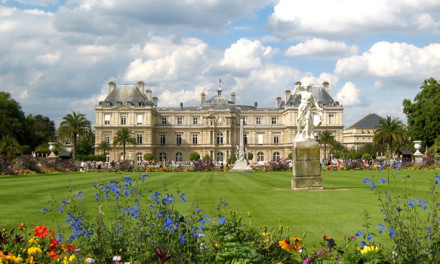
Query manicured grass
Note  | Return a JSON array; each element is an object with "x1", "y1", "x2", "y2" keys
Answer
[{"x1": 1, "y1": 169, "x2": 439, "y2": 245}]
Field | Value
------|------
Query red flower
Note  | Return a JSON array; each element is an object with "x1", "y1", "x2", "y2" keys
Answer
[
  {"x1": 47, "y1": 251, "x2": 59, "y2": 260},
  {"x1": 49, "y1": 238, "x2": 60, "y2": 251},
  {"x1": 33, "y1": 225, "x2": 48, "y2": 238},
  {"x1": 323, "y1": 235, "x2": 328, "y2": 240}
]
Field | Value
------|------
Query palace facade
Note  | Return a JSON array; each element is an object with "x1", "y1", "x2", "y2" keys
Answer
[{"x1": 94, "y1": 81, "x2": 344, "y2": 164}]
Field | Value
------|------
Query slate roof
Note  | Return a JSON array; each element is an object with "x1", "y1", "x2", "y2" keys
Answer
[
  {"x1": 282, "y1": 86, "x2": 340, "y2": 107},
  {"x1": 99, "y1": 85, "x2": 153, "y2": 107},
  {"x1": 348, "y1": 113, "x2": 385, "y2": 129}
]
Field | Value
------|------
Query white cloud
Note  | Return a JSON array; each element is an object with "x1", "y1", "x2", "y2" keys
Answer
[
  {"x1": 221, "y1": 38, "x2": 273, "y2": 71},
  {"x1": 335, "y1": 82, "x2": 362, "y2": 106},
  {"x1": 267, "y1": 0, "x2": 440, "y2": 39},
  {"x1": 36, "y1": 51, "x2": 61, "y2": 65},
  {"x1": 335, "y1": 42, "x2": 440, "y2": 86},
  {"x1": 285, "y1": 38, "x2": 358, "y2": 58}
]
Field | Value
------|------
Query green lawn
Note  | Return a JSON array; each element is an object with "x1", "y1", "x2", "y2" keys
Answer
[{"x1": 1, "y1": 169, "x2": 439, "y2": 245}]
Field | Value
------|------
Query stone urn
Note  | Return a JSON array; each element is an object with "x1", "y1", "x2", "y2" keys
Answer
[
  {"x1": 413, "y1": 140, "x2": 422, "y2": 155},
  {"x1": 48, "y1": 142, "x2": 57, "y2": 158}
]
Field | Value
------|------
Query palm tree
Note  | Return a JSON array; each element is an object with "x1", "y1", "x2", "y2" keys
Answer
[
  {"x1": 96, "y1": 141, "x2": 111, "y2": 157},
  {"x1": 373, "y1": 116, "x2": 408, "y2": 158},
  {"x1": 113, "y1": 128, "x2": 136, "y2": 160},
  {"x1": 0, "y1": 135, "x2": 22, "y2": 160},
  {"x1": 317, "y1": 130, "x2": 334, "y2": 160},
  {"x1": 57, "y1": 111, "x2": 92, "y2": 160}
]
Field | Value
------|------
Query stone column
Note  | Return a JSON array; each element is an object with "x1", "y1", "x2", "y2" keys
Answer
[{"x1": 291, "y1": 140, "x2": 323, "y2": 190}]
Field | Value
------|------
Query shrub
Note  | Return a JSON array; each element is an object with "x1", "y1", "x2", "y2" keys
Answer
[
  {"x1": 189, "y1": 152, "x2": 200, "y2": 161},
  {"x1": 117, "y1": 160, "x2": 134, "y2": 171},
  {"x1": 15, "y1": 155, "x2": 41, "y2": 173},
  {"x1": 362, "y1": 153, "x2": 371, "y2": 160},
  {"x1": 144, "y1": 153, "x2": 154, "y2": 161},
  {"x1": 0, "y1": 154, "x2": 13, "y2": 175},
  {"x1": 193, "y1": 159, "x2": 214, "y2": 171}
]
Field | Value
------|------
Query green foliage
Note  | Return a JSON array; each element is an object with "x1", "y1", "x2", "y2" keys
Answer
[
  {"x1": 0, "y1": 92, "x2": 28, "y2": 146},
  {"x1": 76, "y1": 154, "x2": 105, "y2": 161},
  {"x1": 361, "y1": 153, "x2": 371, "y2": 160},
  {"x1": 317, "y1": 130, "x2": 335, "y2": 160},
  {"x1": 228, "y1": 153, "x2": 237, "y2": 165},
  {"x1": 143, "y1": 153, "x2": 154, "y2": 161},
  {"x1": 373, "y1": 116, "x2": 408, "y2": 157},
  {"x1": 112, "y1": 128, "x2": 136, "y2": 161},
  {"x1": 189, "y1": 152, "x2": 200, "y2": 161},
  {"x1": 57, "y1": 111, "x2": 93, "y2": 160},
  {"x1": 26, "y1": 114, "x2": 56, "y2": 149},
  {"x1": 0, "y1": 135, "x2": 22, "y2": 160},
  {"x1": 96, "y1": 141, "x2": 111, "y2": 156},
  {"x1": 202, "y1": 154, "x2": 211, "y2": 161},
  {"x1": 404, "y1": 77, "x2": 440, "y2": 147},
  {"x1": 287, "y1": 152, "x2": 292, "y2": 160},
  {"x1": 247, "y1": 152, "x2": 253, "y2": 161}
]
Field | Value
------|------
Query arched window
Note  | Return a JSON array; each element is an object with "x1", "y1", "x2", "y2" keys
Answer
[
  {"x1": 257, "y1": 152, "x2": 264, "y2": 162},
  {"x1": 273, "y1": 152, "x2": 280, "y2": 161},
  {"x1": 176, "y1": 152, "x2": 183, "y2": 162},
  {"x1": 216, "y1": 152, "x2": 224, "y2": 164},
  {"x1": 137, "y1": 153, "x2": 143, "y2": 163},
  {"x1": 217, "y1": 133, "x2": 224, "y2": 145},
  {"x1": 159, "y1": 152, "x2": 167, "y2": 162}
]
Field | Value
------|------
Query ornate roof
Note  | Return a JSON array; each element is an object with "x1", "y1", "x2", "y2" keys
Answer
[{"x1": 99, "y1": 85, "x2": 153, "y2": 107}]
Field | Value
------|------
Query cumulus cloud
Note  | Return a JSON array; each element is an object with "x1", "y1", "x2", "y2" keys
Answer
[
  {"x1": 335, "y1": 82, "x2": 362, "y2": 106},
  {"x1": 285, "y1": 38, "x2": 358, "y2": 59},
  {"x1": 335, "y1": 42, "x2": 440, "y2": 86},
  {"x1": 220, "y1": 38, "x2": 274, "y2": 71},
  {"x1": 267, "y1": 0, "x2": 440, "y2": 39}
]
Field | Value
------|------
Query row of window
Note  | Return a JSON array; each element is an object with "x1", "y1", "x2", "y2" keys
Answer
[
  {"x1": 105, "y1": 114, "x2": 338, "y2": 126},
  {"x1": 104, "y1": 133, "x2": 281, "y2": 145},
  {"x1": 114, "y1": 151, "x2": 282, "y2": 163}
]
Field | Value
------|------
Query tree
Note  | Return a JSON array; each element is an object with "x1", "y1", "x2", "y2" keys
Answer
[
  {"x1": 189, "y1": 152, "x2": 200, "y2": 161},
  {"x1": 0, "y1": 135, "x2": 22, "y2": 160},
  {"x1": 57, "y1": 111, "x2": 92, "y2": 160},
  {"x1": 373, "y1": 116, "x2": 408, "y2": 158},
  {"x1": 403, "y1": 77, "x2": 440, "y2": 147},
  {"x1": 317, "y1": 130, "x2": 334, "y2": 160},
  {"x1": 0, "y1": 92, "x2": 28, "y2": 145},
  {"x1": 143, "y1": 153, "x2": 154, "y2": 162},
  {"x1": 113, "y1": 128, "x2": 136, "y2": 161},
  {"x1": 26, "y1": 114, "x2": 56, "y2": 149},
  {"x1": 247, "y1": 152, "x2": 254, "y2": 161},
  {"x1": 96, "y1": 141, "x2": 111, "y2": 157}
]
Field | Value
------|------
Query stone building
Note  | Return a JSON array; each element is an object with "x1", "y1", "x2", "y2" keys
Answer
[
  {"x1": 94, "y1": 81, "x2": 344, "y2": 164},
  {"x1": 343, "y1": 113, "x2": 385, "y2": 150}
]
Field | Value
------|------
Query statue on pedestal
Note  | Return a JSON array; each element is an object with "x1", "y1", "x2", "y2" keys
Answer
[{"x1": 294, "y1": 83, "x2": 323, "y2": 141}]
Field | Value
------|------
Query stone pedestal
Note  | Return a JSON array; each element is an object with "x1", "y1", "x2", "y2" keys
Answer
[
  {"x1": 291, "y1": 140, "x2": 323, "y2": 190},
  {"x1": 230, "y1": 160, "x2": 253, "y2": 173}
]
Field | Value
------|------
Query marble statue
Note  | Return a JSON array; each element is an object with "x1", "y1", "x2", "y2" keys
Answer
[{"x1": 294, "y1": 83, "x2": 323, "y2": 141}]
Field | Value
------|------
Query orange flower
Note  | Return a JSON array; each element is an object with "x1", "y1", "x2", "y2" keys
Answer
[
  {"x1": 290, "y1": 236, "x2": 303, "y2": 246},
  {"x1": 279, "y1": 239, "x2": 291, "y2": 251},
  {"x1": 33, "y1": 225, "x2": 48, "y2": 238},
  {"x1": 47, "y1": 250, "x2": 59, "y2": 260},
  {"x1": 49, "y1": 238, "x2": 60, "y2": 251}
]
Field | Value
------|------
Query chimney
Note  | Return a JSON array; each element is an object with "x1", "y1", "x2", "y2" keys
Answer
[
  {"x1": 285, "y1": 89, "x2": 291, "y2": 104},
  {"x1": 276, "y1": 97, "x2": 281, "y2": 107},
  {"x1": 254, "y1": 102, "x2": 257, "y2": 108},
  {"x1": 153, "y1": 97, "x2": 158, "y2": 107},
  {"x1": 145, "y1": 89, "x2": 152, "y2": 101},
  {"x1": 201, "y1": 92, "x2": 206, "y2": 105},
  {"x1": 180, "y1": 102, "x2": 183, "y2": 109},
  {"x1": 231, "y1": 92, "x2": 236, "y2": 104},
  {"x1": 109, "y1": 81, "x2": 116, "y2": 93},
  {"x1": 322, "y1": 81, "x2": 329, "y2": 93},
  {"x1": 137, "y1": 81, "x2": 144, "y2": 94}
]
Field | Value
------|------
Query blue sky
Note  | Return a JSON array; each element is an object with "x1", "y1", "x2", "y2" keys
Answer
[{"x1": 1, "y1": 0, "x2": 439, "y2": 128}]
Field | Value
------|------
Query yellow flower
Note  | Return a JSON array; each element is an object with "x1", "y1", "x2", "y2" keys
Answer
[
  {"x1": 278, "y1": 239, "x2": 290, "y2": 251},
  {"x1": 27, "y1": 247, "x2": 42, "y2": 255},
  {"x1": 275, "y1": 262, "x2": 285, "y2": 264},
  {"x1": 28, "y1": 237, "x2": 39, "y2": 245},
  {"x1": 27, "y1": 256, "x2": 36, "y2": 264},
  {"x1": 63, "y1": 254, "x2": 77, "y2": 264},
  {"x1": 261, "y1": 232, "x2": 270, "y2": 237},
  {"x1": 214, "y1": 243, "x2": 220, "y2": 248},
  {"x1": 361, "y1": 245, "x2": 380, "y2": 254}
]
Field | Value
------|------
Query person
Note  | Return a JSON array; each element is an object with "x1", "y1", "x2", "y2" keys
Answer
[{"x1": 293, "y1": 83, "x2": 323, "y2": 140}]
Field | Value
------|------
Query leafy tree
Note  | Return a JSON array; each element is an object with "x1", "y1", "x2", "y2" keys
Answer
[
  {"x1": 247, "y1": 152, "x2": 254, "y2": 161},
  {"x1": 77, "y1": 133, "x2": 95, "y2": 155},
  {"x1": 96, "y1": 141, "x2": 111, "y2": 157},
  {"x1": 317, "y1": 130, "x2": 334, "y2": 160},
  {"x1": 57, "y1": 111, "x2": 93, "y2": 160},
  {"x1": 26, "y1": 114, "x2": 56, "y2": 149},
  {"x1": 0, "y1": 92, "x2": 28, "y2": 145},
  {"x1": 228, "y1": 153, "x2": 237, "y2": 165},
  {"x1": 0, "y1": 135, "x2": 22, "y2": 160},
  {"x1": 428, "y1": 135, "x2": 440, "y2": 155},
  {"x1": 189, "y1": 152, "x2": 200, "y2": 161},
  {"x1": 113, "y1": 128, "x2": 136, "y2": 161},
  {"x1": 202, "y1": 154, "x2": 211, "y2": 161},
  {"x1": 403, "y1": 77, "x2": 440, "y2": 147},
  {"x1": 144, "y1": 153, "x2": 154, "y2": 161},
  {"x1": 373, "y1": 116, "x2": 408, "y2": 158}
]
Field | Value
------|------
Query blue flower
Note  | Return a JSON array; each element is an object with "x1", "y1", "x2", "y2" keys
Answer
[
  {"x1": 355, "y1": 231, "x2": 364, "y2": 237},
  {"x1": 219, "y1": 217, "x2": 226, "y2": 224},
  {"x1": 154, "y1": 191, "x2": 160, "y2": 197},
  {"x1": 157, "y1": 212, "x2": 164, "y2": 217},
  {"x1": 60, "y1": 200, "x2": 68, "y2": 206},
  {"x1": 41, "y1": 208, "x2": 49, "y2": 214},
  {"x1": 75, "y1": 191, "x2": 84, "y2": 201},
  {"x1": 179, "y1": 233, "x2": 185, "y2": 245},
  {"x1": 360, "y1": 241, "x2": 367, "y2": 249},
  {"x1": 378, "y1": 223, "x2": 387, "y2": 234},
  {"x1": 427, "y1": 226, "x2": 432, "y2": 234},
  {"x1": 57, "y1": 207, "x2": 63, "y2": 213},
  {"x1": 56, "y1": 232, "x2": 62, "y2": 242},
  {"x1": 379, "y1": 178, "x2": 386, "y2": 184},
  {"x1": 363, "y1": 178, "x2": 373, "y2": 184},
  {"x1": 408, "y1": 199, "x2": 415, "y2": 208},
  {"x1": 370, "y1": 183, "x2": 376, "y2": 190},
  {"x1": 94, "y1": 193, "x2": 99, "y2": 201},
  {"x1": 419, "y1": 200, "x2": 429, "y2": 210},
  {"x1": 396, "y1": 206, "x2": 402, "y2": 212},
  {"x1": 122, "y1": 177, "x2": 134, "y2": 186},
  {"x1": 367, "y1": 233, "x2": 372, "y2": 241},
  {"x1": 389, "y1": 227, "x2": 394, "y2": 238},
  {"x1": 195, "y1": 209, "x2": 203, "y2": 214},
  {"x1": 140, "y1": 173, "x2": 149, "y2": 182},
  {"x1": 179, "y1": 193, "x2": 187, "y2": 203}
]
